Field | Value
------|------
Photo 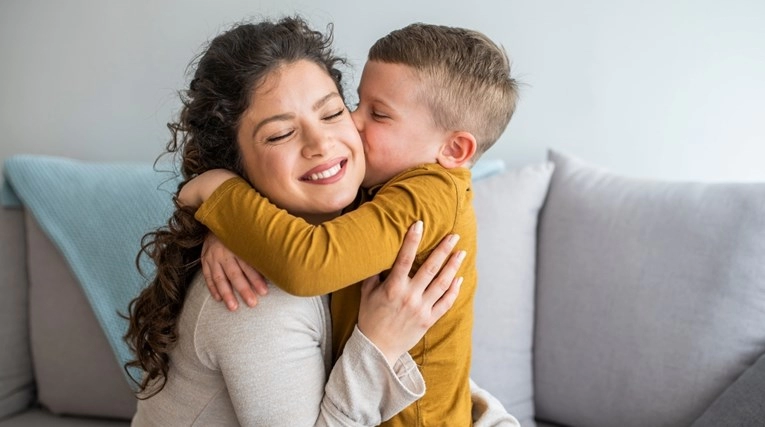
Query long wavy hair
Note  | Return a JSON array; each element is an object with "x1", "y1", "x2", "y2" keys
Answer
[{"x1": 124, "y1": 16, "x2": 346, "y2": 398}]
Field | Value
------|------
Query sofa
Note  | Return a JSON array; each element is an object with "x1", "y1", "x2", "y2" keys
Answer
[{"x1": 1, "y1": 150, "x2": 763, "y2": 426}]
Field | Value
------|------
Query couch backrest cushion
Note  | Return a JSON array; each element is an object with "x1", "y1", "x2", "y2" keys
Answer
[
  {"x1": 26, "y1": 213, "x2": 136, "y2": 419},
  {"x1": 471, "y1": 161, "x2": 554, "y2": 427},
  {"x1": 692, "y1": 350, "x2": 765, "y2": 426},
  {"x1": 0, "y1": 207, "x2": 35, "y2": 420},
  {"x1": 534, "y1": 150, "x2": 765, "y2": 427}
]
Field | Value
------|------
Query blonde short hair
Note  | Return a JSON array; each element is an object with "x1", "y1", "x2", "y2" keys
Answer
[{"x1": 369, "y1": 23, "x2": 518, "y2": 160}]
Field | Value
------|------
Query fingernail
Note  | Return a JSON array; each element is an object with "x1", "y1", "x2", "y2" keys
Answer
[
  {"x1": 227, "y1": 302, "x2": 237, "y2": 310},
  {"x1": 413, "y1": 220, "x2": 423, "y2": 234},
  {"x1": 456, "y1": 250, "x2": 466, "y2": 262},
  {"x1": 449, "y1": 234, "x2": 460, "y2": 245},
  {"x1": 456, "y1": 277, "x2": 463, "y2": 288}
]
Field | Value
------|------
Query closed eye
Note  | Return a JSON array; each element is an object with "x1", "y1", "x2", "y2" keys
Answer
[
  {"x1": 323, "y1": 108, "x2": 345, "y2": 121},
  {"x1": 266, "y1": 130, "x2": 294, "y2": 143}
]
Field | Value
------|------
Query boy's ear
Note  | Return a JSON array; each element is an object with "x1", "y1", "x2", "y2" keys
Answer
[{"x1": 437, "y1": 131, "x2": 477, "y2": 168}]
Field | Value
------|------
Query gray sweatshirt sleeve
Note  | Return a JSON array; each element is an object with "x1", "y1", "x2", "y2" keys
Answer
[
  {"x1": 198, "y1": 286, "x2": 424, "y2": 426},
  {"x1": 319, "y1": 325, "x2": 426, "y2": 425},
  {"x1": 470, "y1": 379, "x2": 521, "y2": 427}
]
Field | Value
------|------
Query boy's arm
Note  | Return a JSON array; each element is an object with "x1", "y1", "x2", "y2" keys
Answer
[
  {"x1": 195, "y1": 165, "x2": 462, "y2": 296},
  {"x1": 177, "y1": 169, "x2": 240, "y2": 208}
]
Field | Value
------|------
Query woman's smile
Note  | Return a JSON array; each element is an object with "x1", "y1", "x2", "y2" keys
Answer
[{"x1": 301, "y1": 158, "x2": 347, "y2": 183}]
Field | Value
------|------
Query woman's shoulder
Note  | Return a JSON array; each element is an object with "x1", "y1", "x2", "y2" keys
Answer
[
  {"x1": 184, "y1": 273, "x2": 330, "y2": 338},
  {"x1": 183, "y1": 273, "x2": 331, "y2": 367}
]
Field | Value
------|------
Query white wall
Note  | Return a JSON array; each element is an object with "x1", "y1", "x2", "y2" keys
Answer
[{"x1": 1, "y1": 0, "x2": 763, "y2": 181}]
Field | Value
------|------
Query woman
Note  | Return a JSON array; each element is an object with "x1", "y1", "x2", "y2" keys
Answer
[{"x1": 124, "y1": 17, "x2": 463, "y2": 426}]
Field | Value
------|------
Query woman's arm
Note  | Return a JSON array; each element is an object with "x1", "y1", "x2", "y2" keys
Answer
[
  {"x1": 195, "y1": 165, "x2": 465, "y2": 296},
  {"x1": 200, "y1": 221, "x2": 463, "y2": 425}
]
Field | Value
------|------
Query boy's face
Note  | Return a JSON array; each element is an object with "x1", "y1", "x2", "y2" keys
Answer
[
  {"x1": 352, "y1": 61, "x2": 450, "y2": 187},
  {"x1": 236, "y1": 60, "x2": 365, "y2": 224}
]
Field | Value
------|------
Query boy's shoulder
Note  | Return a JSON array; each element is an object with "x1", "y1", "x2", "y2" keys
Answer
[
  {"x1": 364, "y1": 163, "x2": 472, "y2": 202},
  {"x1": 381, "y1": 163, "x2": 471, "y2": 188}
]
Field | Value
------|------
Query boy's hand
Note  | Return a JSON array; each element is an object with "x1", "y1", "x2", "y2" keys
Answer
[
  {"x1": 202, "y1": 233, "x2": 269, "y2": 311},
  {"x1": 178, "y1": 169, "x2": 239, "y2": 208},
  {"x1": 358, "y1": 221, "x2": 464, "y2": 365}
]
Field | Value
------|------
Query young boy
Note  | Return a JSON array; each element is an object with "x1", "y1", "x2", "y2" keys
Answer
[{"x1": 181, "y1": 23, "x2": 518, "y2": 426}]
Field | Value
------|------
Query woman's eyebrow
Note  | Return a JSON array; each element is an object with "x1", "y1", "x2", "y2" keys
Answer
[
  {"x1": 313, "y1": 92, "x2": 341, "y2": 111},
  {"x1": 252, "y1": 92, "x2": 340, "y2": 138},
  {"x1": 252, "y1": 113, "x2": 294, "y2": 138}
]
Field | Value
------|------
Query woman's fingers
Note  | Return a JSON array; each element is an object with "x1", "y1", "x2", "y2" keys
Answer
[
  {"x1": 420, "y1": 247, "x2": 466, "y2": 308},
  {"x1": 386, "y1": 220, "x2": 424, "y2": 285},
  {"x1": 411, "y1": 232, "x2": 461, "y2": 295},
  {"x1": 430, "y1": 276, "x2": 462, "y2": 321},
  {"x1": 356, "y1": 221, "x2": 466, "y2": 364},
  {"x1": 361, "y1": 274, "x2": 381, "y2": 299}
]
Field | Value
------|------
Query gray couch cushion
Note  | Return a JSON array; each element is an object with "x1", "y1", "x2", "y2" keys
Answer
[
  {"x1": 692, "y1": 351, "x2": 765, "y2": 426},
  {"x1": 471, "y1": 162, "x2": 554, "y2": 427},
  {"x1": 0, "y1": 407, "x2": 129, "y2": 426},
  {"x1": 534, "y1": 150, "x2": 765, "y2": 427},
  {"x1": 26, "y1": 214, "x2": 136, "y2": 419},
  {"x1": 0, "y1": 207, "x2": 34, "y2": 420}
]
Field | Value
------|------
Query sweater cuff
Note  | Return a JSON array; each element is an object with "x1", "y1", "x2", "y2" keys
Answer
[
  {"x1": 323, "y1": 325, "x2": 425, "y2": 425},
  {"x1": 194, "y1": 176, "x2": 247, "y2": 223},
  {"x1": 354, "y1": 325, "x2": 426, "y2": 400}
]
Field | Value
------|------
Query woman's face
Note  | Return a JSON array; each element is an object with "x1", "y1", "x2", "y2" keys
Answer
[{"x1": 236, "y1": 60, "x2": 365, "y2": 224}]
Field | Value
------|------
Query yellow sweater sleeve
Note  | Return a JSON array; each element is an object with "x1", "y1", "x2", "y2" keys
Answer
[{"x1": 194, "y1": 164, "x2": 467, "y2": 297}]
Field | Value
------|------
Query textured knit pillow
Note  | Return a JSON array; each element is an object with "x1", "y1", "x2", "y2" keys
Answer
[
  {"x1": 533, "y1": 150, "x2": 765, "y2": 427},
  {"x1": 471, "y1": 161, "x2": 554, "y2": 427}
]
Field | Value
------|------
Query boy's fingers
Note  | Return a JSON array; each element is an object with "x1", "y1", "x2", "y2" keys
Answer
[
  {"x1": 202, "y1": 260, "x2": 222, "y2": 302},
  {"x1": 238, "y1": 259, "x2": 269, "y2": 297},
  {"x1": 225, "y1": 260, "x2": 258, "y2": 308},
  {"x1": 210, "y1": 262, "x2": 238, "y2": 311}
]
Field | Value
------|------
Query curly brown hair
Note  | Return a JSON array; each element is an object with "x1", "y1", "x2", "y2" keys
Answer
[{"x1": 124, "y1": 16, "x2": 347, "y2": 398}]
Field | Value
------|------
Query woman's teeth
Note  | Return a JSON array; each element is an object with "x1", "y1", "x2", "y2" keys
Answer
[{"x1": 307, "y1": 163, "x2": 342, "y2": 181}]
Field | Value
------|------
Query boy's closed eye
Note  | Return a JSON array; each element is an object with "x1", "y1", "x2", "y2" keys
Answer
[{"x1": 371, "y1": 110, "x2": 389, "y2": 120}]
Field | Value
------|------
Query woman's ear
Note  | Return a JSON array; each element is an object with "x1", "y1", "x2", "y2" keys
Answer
[{"x1": 437, "y1": 131, "x2": 477, "y2": 168}]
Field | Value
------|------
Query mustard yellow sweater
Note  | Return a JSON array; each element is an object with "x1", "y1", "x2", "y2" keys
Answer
[{"x1": 195, "y1": 163, "x2": 476, "y2": 426}]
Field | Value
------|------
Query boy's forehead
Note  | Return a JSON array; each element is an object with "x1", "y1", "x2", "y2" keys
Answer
[{"x1": 357, "y1": 61, "x2": 420, "y2": 98}]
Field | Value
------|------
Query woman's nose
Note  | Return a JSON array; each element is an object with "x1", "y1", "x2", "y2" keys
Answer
[{"x1": 301, "y1": 129, "x2": 334, "y2": 158}]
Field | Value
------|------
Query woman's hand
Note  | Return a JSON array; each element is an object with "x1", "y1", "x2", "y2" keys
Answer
[
  {"x1": 358, "y1": 220, "x2": 465, "y2": 365},
  {"x1": 201, "y1": 233, "x2": 269, "y2": 311}
]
